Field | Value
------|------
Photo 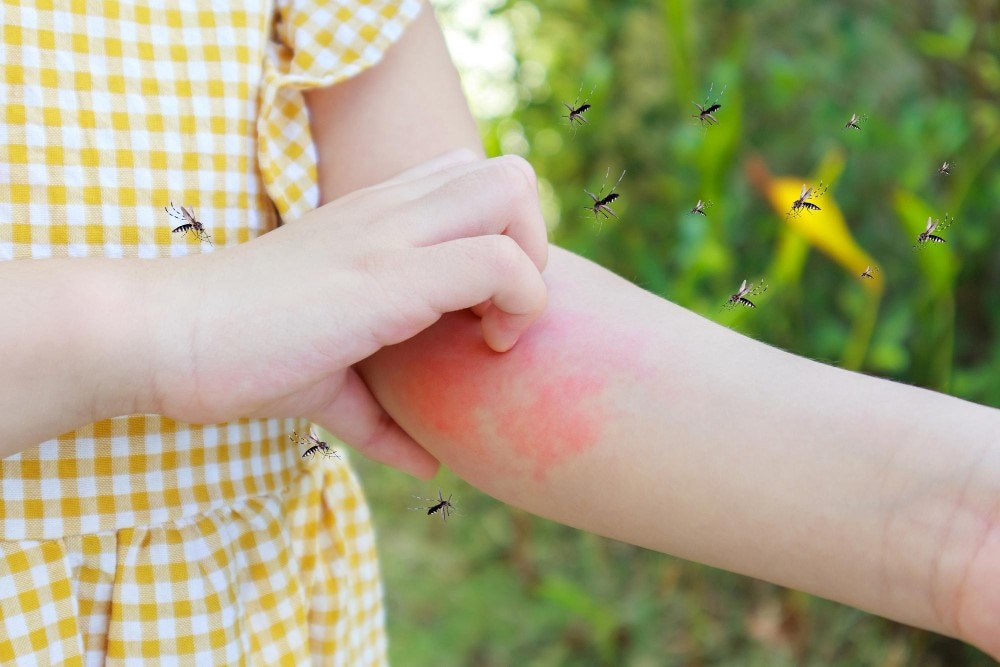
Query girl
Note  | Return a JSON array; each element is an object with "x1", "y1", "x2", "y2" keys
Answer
[
  {"x1": 3, "y1": 0, "x2": 999, "y2": 664},
  {"x1": 0, "y1": 0, "x2": 545, "y2": 663}
]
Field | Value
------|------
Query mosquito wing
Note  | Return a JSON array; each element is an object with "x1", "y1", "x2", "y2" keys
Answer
[
  {"x1": 924, "y1": 217, "x2": 938, "y2": 235},
  {"x1": 800, "y1": 184, "x2": 812, "y2": 200},
  {"x1": 737, "y1": 279, "x2": 749, "y2": 297}
]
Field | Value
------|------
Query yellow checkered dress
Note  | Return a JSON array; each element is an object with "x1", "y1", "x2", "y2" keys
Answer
[{"x1": 0, "y1": 0, "x2": 421, "y2": 663}]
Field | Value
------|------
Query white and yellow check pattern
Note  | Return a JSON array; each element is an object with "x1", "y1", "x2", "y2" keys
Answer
[
  {"x1": 0, "y1": 0, "x2": 420, "y2": 663},
  {"x1": 261, "y1": 0, "x2": 421, "y2": 221}
]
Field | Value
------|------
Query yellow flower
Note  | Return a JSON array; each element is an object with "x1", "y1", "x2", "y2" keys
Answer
[{"x1": 746, "y1": 154, "x2": 882, "y2": 294}]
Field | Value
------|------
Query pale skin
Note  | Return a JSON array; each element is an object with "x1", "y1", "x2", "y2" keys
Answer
[
  {"x1": 0, "y1": 150, "x2": 545, "y2": 469},
  {"x1": 310, "y1": 3, "x2": 1000, "y2": 658},
  {"x1": 1, "y1": 2, "x2": 997, "y2": 661}
]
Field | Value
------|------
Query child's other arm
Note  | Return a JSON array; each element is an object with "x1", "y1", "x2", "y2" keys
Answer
[
  {"x1": 305, "y1": 5, "x2": 1000, "y2": 658},
  {"x1": 358, "y1": 246, "x2": 1000, "y2": 659}
]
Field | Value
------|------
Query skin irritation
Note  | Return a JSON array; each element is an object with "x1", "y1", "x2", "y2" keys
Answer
[{"x1": 374, "y1": 309, "x2": 639, "y2": 484}]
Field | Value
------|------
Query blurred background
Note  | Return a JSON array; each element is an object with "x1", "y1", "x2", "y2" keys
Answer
[{"x1": 352, "y1": 0, "x2": 1000, "y2": 664}]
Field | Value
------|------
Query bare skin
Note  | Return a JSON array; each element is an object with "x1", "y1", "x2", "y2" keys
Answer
[
  {"x1": 307, "y1": 2, "x2": 1000, "y2": 658},
  {"x1": 357, "y1": 247, "x2": 1000, "y2": 656},
  {"x1": 0, "y1": 152, "x2": 548, "y2": 474},
  {"x1": 2, "y1": 0, "x2": 996, "y2": 658}
]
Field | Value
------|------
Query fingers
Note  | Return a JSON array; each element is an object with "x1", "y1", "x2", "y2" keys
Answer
[
  {"x1": 311, "y1": 368, "x2": 440, "y2": 479},
  {"x1": 400, "y1": 234, "x2": 548, "y2": 351},
  {"x1": 383, "y1": 155, "x2": 549, "y2": 274},
  {"x1": 375, "y1": 148, "x2": 480, "y2": 188},
  {"x1": 334, "y1": 153, "x2": 550, "y2": 349}
]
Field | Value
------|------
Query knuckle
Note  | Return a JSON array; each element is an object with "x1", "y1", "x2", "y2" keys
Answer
[
  {"x1": 491, "y1": 155, "x2": 538, "y2": 201},
  {"x1": 355, "y1": 245, "x2": 387, "y2": 277},
  {"x1": 484, "y1": 234, "x2": 523, "y2": 276},
  {"x1": 357, "y1": 249, "x2": 416, "y2": 324}
]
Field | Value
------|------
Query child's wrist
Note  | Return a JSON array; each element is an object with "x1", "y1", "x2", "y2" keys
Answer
[{"x1": 81, "y1": 256, "x2": 199, "y2": 421}]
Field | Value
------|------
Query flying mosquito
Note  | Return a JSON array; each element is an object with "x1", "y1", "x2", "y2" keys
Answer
[
  {"x1": 860, "y1": 265, "x2": 879, "y2": 280},
  {"x1": 291, "y1": 430, "x2": 341, "y2": 460},
  {"x1": 562, "y1": 85, "x2": 594, "y2": 134},
  {"x1": 692, "y1": 83, "x2": 725, "y2": 127},
  {"x1": 166, "y1": 203, "x2": 213, "y2": 245},
  {"x1": 788, "y1": 182, "x2": 828, "y2": 217},
  {"x1": 584, "y1": 168, "x2": 626, "y2": 222},
  {"x1": 409, "y1": 489, "x2": 457, "y2": 523},
  {"x1": 844, "y1": 113, "x2": 867, "y2": 130},
  {"x1": 690, "y1": 199, "x2": 712, "y2": 216},
  {"x1": 938, "y1": 160, "x2": 954, "y2": 175},
  {"x1": 915, "y1": 214, "x2": 954, "y2": 247},
  {"x1": 724, "y1": 279, "x2": 768, "y2": 310}
]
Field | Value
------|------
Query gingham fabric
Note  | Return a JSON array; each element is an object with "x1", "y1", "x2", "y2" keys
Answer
[{"x1": 0, "y1": 0, "x2": 421, "y2": 663}]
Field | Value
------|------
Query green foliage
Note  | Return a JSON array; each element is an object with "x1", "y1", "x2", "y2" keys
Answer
[
  {"x1": 470, "y1": 0, "x2": 999, "y2": 400},
  {"x1": 360, "y1": 0, "x2": 999, "y2": 663}
]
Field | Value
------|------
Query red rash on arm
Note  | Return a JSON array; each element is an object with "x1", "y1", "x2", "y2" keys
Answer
[{"x1": 362, "y1": 308, "x2": 643, "y2": 484}]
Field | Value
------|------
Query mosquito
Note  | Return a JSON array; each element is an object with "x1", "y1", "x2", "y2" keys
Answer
[
  {"x1": 860, "y1": 265, "x2": 879, "y2": 280},
  {"x1": 915, "y1": 214, "x2": 954, "y2": 247},
  {"x1": 937, "y1": 160, "x2": 954, "y2": 175},
  {"x1": 690, "y1": 199, "x2": 712, "y2": 216},
  {"x1": 844, "y1": 113, "x2": 866, "y2": 130},
  {"x1": 291, "y1": 430, "x2": 341, "y2": 460},
  {"x1": 692, "y1": 83, "x2": 726, "y2": 127},
  {"x1": 562, "y1": 85, "x2": 594, "y2": 134},
  {"x1": 409, "y1": 489, "x2": 457, "y2": 523},
  {"x1": 724, "y1": 279, "x2": 768, "y2": 309},
  {"x1": 166, "y1": 203, "x2": 213, "y2": 245},
  {"x1": 584, "y1": 168, "x2": 626, "y2": 222},
  {"x1": 788, "y1": 182, "x2": 828, "y2": 217}
]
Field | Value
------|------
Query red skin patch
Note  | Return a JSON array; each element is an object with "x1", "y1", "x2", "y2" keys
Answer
[{"x1": 380, "y1": 309, "x2": 627, "y2": 484}]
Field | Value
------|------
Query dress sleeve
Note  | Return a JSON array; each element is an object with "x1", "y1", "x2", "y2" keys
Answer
[{"x1": 258, "y1": 0, "x2": 423, "y2": 222}]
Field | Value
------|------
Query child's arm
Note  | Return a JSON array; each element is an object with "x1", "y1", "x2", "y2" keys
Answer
[
  {"x1": 302, "y1": 2, "x2": 999, "y2": 655},
  {"x1": 0, "y1": 154, "x2": 548, "y2": 473},
  {"x1": 304, "y1": 1, "x2": 485, "y2": 202},
  {"x1": 0, "y1": 259, "x2": 154, "y2": 456},
  {"x1": 358, "y1": 246, "x2": 1000, "y2": 658}
]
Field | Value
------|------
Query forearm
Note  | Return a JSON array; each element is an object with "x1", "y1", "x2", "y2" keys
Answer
[
  {"x1": 304, "y1": 3, "x2": 1000, "y2": 649},
  {"x1": 358, "y1": 245, "x2": 1000, "y2": 655},
  {"x1": 0, "y1": 258, "x2": 161, "y2": 455}
]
